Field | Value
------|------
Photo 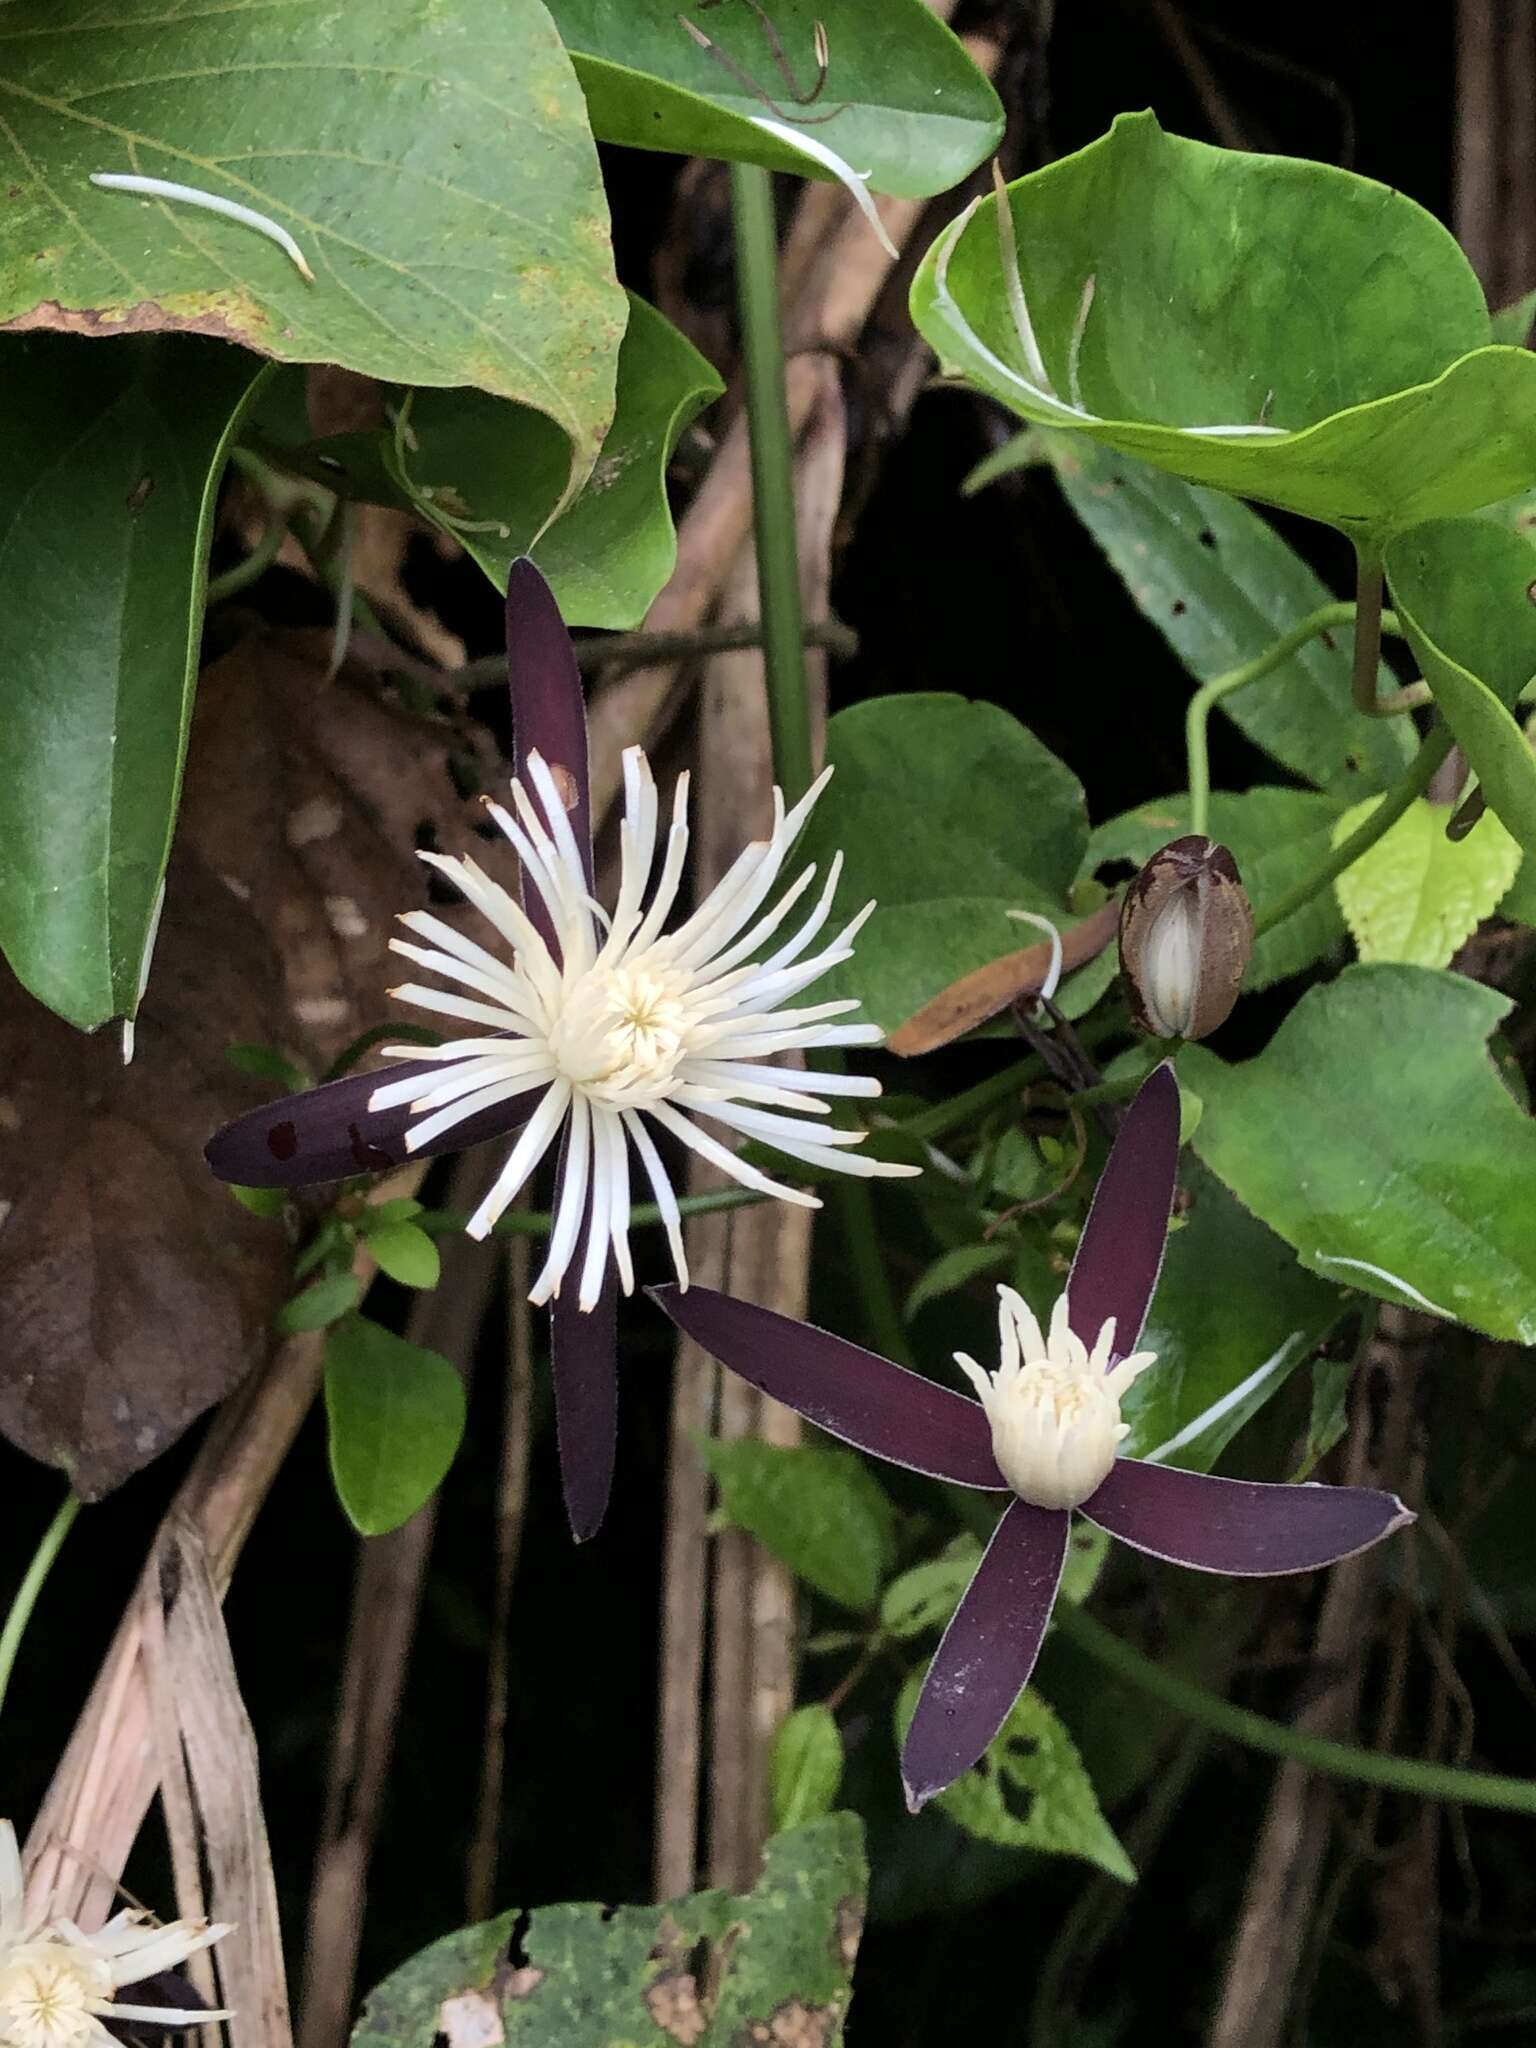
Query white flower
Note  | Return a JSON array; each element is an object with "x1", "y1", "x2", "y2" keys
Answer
[
  {"x1": 0, "y1": 1821, "x2": 231, "y2": 2046},
  {"x1": 370, "y1": 746, "x2": 918, "y2": 1308},
  {"x1": 956, "y1": 1287, "x2": 1158, "y2": 1510}
]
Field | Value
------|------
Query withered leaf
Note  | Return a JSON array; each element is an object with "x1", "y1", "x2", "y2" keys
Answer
[{"x1": 887, "y1": 901, "x2": 1120, "y2": 1057}]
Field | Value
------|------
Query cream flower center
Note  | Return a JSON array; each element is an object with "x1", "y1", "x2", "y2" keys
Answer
[
  {"x1": 957, "y1": 1287, "x2": 1158, "y2": 1511},
  {"x1": 0, "y1": 1943, "x2": 108, "y2": 2048},
  {"x1": 547, "y1": 960, "x2": 695, "y2": 1105}
]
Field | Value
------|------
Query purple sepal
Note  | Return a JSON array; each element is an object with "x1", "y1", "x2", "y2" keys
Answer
[
  {"x1": 1081, "y1": 1457, "x2": 1414, "y2": 1577},
  {"x1": 649, "y1": 1283, "x2": 1007, "y2": 1490},
  {"x1": 552, "y1": 1266, "x2": 619, "y2": 1544},
  {"x1": 1066, "y1": 1060, "x2": 1181, "y2": 1359},
  {"x1": 102, "y1": 1970, "x2": 214, "y2": 2040},
  {"x1": 204, "y1": 1060, "x2": 532, "y2": 1189},
  {"x1": 901, "y1": 1498, "x2": 1070, "y2": 1812},
  {"x1": 506, "y1": 557, "x2": 593, "y2": 956}
]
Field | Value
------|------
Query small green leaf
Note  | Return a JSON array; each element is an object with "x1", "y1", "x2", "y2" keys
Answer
[
  {"x1": 1302, "y1": 1357, "x2": 1354, "y2": 1478},
  {"x1": 1057, "y1": 1523, "x2": 1110, "y2": 1607},
  {"x1": 363, "y1": 1199, "x2": 426, "y2": 1228},
  {"x1": 279, "y1": 1269, "x2": 363, "y2": 1335},
  {"x1": 904, "y1": 1244, "x2": 1013, "y2": 1322},
  {"x1": 880, "y1": 1536, "x2": 983, "y2": 1640},
  {"x1": 225, "y1": 1042, "x2": 312, "y2": 1092},
  {"x1": 550, "y1": 0, "x2": 1003, "y2": 198},
  {"x1": 1333, "y1": 794, "x2": 1521, "y2": 966},
  {"x1": 705, "y1": 1439, "x2": 895, "y2": 1612},
  {"x1": 771, "y1": 1706, "x2": 844, "y2": 1832},
  {"x1": 228, "y1": 1185, "x2": 290, "y2": 1220},
  {"x1": 0, "y1": 336, "x2": 266, "y2": 1027},
  {"x1": 293, "y1": 1214, "x2": 352, "y2": 1283},
  {"x1": 1183, "y1": 964, "x2": 1536, "y2": 1342},
  {"x1": 1490, "y1": 287, "x2": 1536, "y2": 346},
  {"x1": 1385, "y1": 518, "x2": 1536, "y2": 855},
  {"x1": 364, "y1": 1222, "x2": 442, "y2": 1291},
  {"x1": 896, "y1": 1675, "x2": 1134, "y2": 1882},
  {"x1": 324, "y1": 1316, "x2": 466, "y2": 1536},
  {"x1": 1043, "y1": 435, "x2": 1412, "y2": 792}
]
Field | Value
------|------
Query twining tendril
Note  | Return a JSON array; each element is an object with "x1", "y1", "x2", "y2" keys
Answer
[{"x1": 681, "y1": 0, "x2": 849, "y2": 125}]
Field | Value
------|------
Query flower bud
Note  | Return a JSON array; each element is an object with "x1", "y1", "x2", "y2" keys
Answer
[{"x1": 1118, "y1": 836, "x2": 1253, "y2": 1040}]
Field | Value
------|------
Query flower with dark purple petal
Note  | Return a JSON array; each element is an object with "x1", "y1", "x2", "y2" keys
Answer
[
  {"x1": 651, "y1": 1061, "x2": 1413, "y2": 1811},
  {"x1": 206, "y1": 559, "x2": 912, "y2": 1542}
]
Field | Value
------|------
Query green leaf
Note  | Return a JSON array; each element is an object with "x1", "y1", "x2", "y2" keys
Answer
[
  {"x1": 880, "y1": 1536, "x2": 983, "y2": 1640},
  {"x1": 911, "y1": 111, "x2": 1536, "y2": 536},
  {"x1": 225, "y1": 1042, "x2": 312, "y2": 1092},
  {"x1": 549, "y1": 0, "x2": 1003, "y2": 199},
  {"x1": 363, "y1": 1222, "x2": 442, "y2": 1291},
  {"x1": 278, "y1": 1268, "x2": 362, "y2": 1336},
  {"x1": 904, "y1": 1243, "x2": 1013, "y2": 1322},
  {"x1": 1499, "y1": 849, "x2": 1536, "y2": 925},
  {"x1": 351, "y1": 1813, "x2": 866, "y2": 2046},
  {"x1": 1119, "y1": 1162, "x2": 1342, "y2": 1470},
  {"x1": 704, "y1": 1438, "x2": 895, "y2": 1612},
  {"x1": 794, "y1": 694, "x2": 1095, "y2": 1034},
  {"x1": 0, "y1": 336, "x2": 264, "y2": 1027},
  {"x1": 1332, "y1": 794, "x2": 1522, "y2": 966},
  {"x1": 324, "y1": 1316, "x2": 465, "y2": 1535},
  {"x1": 1302, "y1": 1356, "x2": 1353, "y2": 1478},
  {"x1": 0, "y1": 0, "x2": 626, "y2": 482},
  {"x1": 228, "y1": 1185, "x2": 290, "y2": 1220},
  {"x1": 1087, "y1": 788, "x2": 1349, "y2": 991},
  {"x1": 895, "y1": 1675, "x2": 1133, "y2": 1882},
  {"x1": 1182, "y1": 963, "x2": 1536, "y2": 1342},
  {"x1": 771, "y1": 1706, "x2": 844, "y2": 1832},
  {"x1": 1490, "y1": 287, "x2": 1536, "y2": 346},
  {"x1": 1385, "y1": 518, "x2": 1536, "y2": 855},
  {"x1": 1043, "y1": 434, "x2": 1413, "y2": 792}
]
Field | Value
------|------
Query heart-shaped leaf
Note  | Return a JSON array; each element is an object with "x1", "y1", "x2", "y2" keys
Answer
[
  {"x1": 1332, "y1": 794, "x2": 1522, "y2": 966},
  {"x1": 324, "y1": 1314, "x2": 466, "y2": 1536},
  {"x1": 549, "y1": 0, "x2": 1003, "y2": 199},
  {"x1": 0, "y1": 0, "x2": 625, "y2": 481},
  {"x1": 911, "y1": 111, "x2": 1536, "y2": 536},
  {"x1": 0, "y1": 335, "x2": 267, "y2": 1029},
  {"x1": 1183, "y1": 963, "x2": 1536, "y2": 1342},
  {"x1": 1384, "y1": 517, "x2": 1536, "y2": 855}
]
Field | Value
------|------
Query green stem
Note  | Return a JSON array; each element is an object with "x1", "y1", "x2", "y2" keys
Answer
[
  {"x1": 1350, "y1": 540, "x2": 1386, "y2": 716},
  {"x1": 207, "y1": 508, "x2": 289, "y2": 605},
  {"x1": 1253, "y1": 722, "x2": 1454, "y2": 939},
  {"x1": 0, "y1": 1491, "x2": 81, "y2": 1721},
  {"x1": 731, "y1": 160, "x2": 814, "y2": 802},
  {"x1": 1057, "y1": 1603, "x2": 1536, "y2": 1816}
]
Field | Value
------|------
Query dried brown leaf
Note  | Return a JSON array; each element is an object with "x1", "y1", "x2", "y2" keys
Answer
[{"x1": 886, "y1": 901, "x2": 1121, "y2": 1057}]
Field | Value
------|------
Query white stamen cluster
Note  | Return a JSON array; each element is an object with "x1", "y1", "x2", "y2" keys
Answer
[
  {"x1": 0, "y1": 1822, "x2": 230, "y2": 2046},
  {"x1": 372, "y1": 746, "x2": 917, "y2": 1309},
  {"x1": 956, "y1": 1287, "x2": 1158, "y2": 1510}
]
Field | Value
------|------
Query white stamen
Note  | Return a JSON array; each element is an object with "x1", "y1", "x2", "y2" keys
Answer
[
  {"x1": 748, "y1": 117, "x2": 899, "y2": 257},
  {"x1": 1311, "y1": 1253, "x2": 1454, "y2": 1319},
  {"x1": 90, "y1": 171, "x2": 316, "y2": 281},
  {"x1": 1004, "y1": 908, "x2": 1064, "y2": 1009}
]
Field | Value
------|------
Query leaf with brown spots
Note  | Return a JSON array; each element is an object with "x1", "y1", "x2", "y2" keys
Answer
[{"x1": 887, "y1": 900, "x2": 1120, "y2": 1055}]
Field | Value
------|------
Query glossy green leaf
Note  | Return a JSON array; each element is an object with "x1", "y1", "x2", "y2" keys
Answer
[
  {"x1": 1385, "y1": 517, "x2": 1536, "y2": 855},
  {"x1": 1, "y1": 1, "x2": 625, "y2": 478},
  {"x1": 398, "y1": 295, "x2": 721, "y2": 627},
  {"x1": 771, "y1": 1706, "x2": 844, "y2": 1832},
  {"x1": 324, "y1": 1315, "x2": 465, "y2": 1536},
  {"x1": 1087, "y1": 788, "x2": 1348, "y2": 991},
  {"x1": 896, "y1": 1675, "x2": 1133, "y2": 1882},
  {"x1": 280, "y1": 1269, "x2": 363, "y2": 1336},
  {"x1": 351, "y1": 1814, "x2": 866, "y2": 2046},
  {"x1": 363, "y1": 1222, "x2": 442, "y2": 1291},
  {"x1": 1043, "y1": 434, "x2": 1413, "y2": 791},
  {"x1": 911, "y1": 111, "x2": 1536, "y2": 535},
  {"x1": 794, "y1": 694, "x2": 1097, "y2": 1034},
  {"x1": 904, "y1": 1244, "x2": 1013, "y2": 1322},
  {"x1": 549, "y1": 0, "x2": 1003, "y2": 199},
  {"x1": 1120, "y1": 1162, "x2": 1342, "y2": 1470},
  {"x1": 880, "y1": 1536, "x2": 983, "y2": 1641},
  {"x1": 1333, "y1": 794, "x2": 1521, "y2": 966},
  {"x1": 705, "y1": 1438, "x2": 895, "y2": 1613},
  {"x1": 0, "y1": 336, "x2": 264, "y2": 1027},
  {"x1": 1183, "y1": 964, "x2": 1536, "y2": 1341}
]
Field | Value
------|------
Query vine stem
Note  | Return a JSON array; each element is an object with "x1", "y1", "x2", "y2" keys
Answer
[
  {"x1": 1057, "y1": 1603, "x2": 1536, "y2": 1817},
  {"x1": 1253, "y1": 722, "x2": 1454, "y2": 939},
  {"x1": 1350, "y1": 541, "x2": 1387, "y2": 716},
  {"x1": 0, "y1": 1491, "x2": 82, "y2": 1721}
]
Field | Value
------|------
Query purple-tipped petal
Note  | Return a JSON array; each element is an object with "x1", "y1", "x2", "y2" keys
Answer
[
  {"x1": 205, "y1": 1059, "x2": 533, "y2": 1188},
  {"x1": 1066, "y1": 1059, "x2": 1181, "y2": 1357},
  {"x1": 650, "y1": 1283, "x2": 1006, "y2": 1489},
  {"x1": 506, "y1": 557, "x2": 593, "y2": 955},
  {"x1": 552, "y1": 1265, "x2": 619, "y2": 1544},
  {"x1": 901, "y1": 1498, "x2": 1070, "y2": 1812},
  {"x1": 1081, "y1": 1457, "x2": 1414, "y2": 1577}
]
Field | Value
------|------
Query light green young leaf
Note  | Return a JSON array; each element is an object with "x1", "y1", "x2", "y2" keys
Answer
[
  {"x1": 279, "y1": 1269, "x2": 363, "y2": 1336},
  {"x1": 880, "y1": 1536, "x2": 983, "y2": 1640},
  {"x1": 1043, "y1": 435, "x2": 1412, "y2": 792},
  {"x1": 0, "y1": 0, "x2": 625, "y2": 484},
  {"x1": 1332, "y1": 794, "x2": 1521, "y2": 966},
  {"x1": 705, "y1": 1438, "x2": 895, "y2": 1613},
  {"x1": 324, "y1": 1316, "x2": 466, "y2": 1536},
  {"x1": 548, "y1": 0, "x2": 1003, "y2": 199},
  {"x1": 1385, "y1": 518, "x2": 1536, "y2": 855},
  {"x1": 0, "y1": 336, "x2": 265, "y2": 1028},
  {"x1": 364, "y1": 1222, "x2": 442, "y2": 1291},
  {"x1": 910, "y1": 111, "x2": 1536, "y2": 537},
  {"x1": 771, "y1": 1706, "x2": 845, "y2": 1832},
  {"x1": 896, "y1": 1675, "x2": 1133, "y2": 1882},
  {"x1": 1183, "y1": 964, "x2": 1536, "y2": 1342}
]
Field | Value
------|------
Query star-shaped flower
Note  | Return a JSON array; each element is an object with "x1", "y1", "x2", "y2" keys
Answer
[
  {"x1": 0, "y1": 1822, "x2": 229, "y2": 2046},
  {"x1": 653, "y1": 1062, "x2": 1412, "y2": 1810},
  {"x1": 207, "y1": 560, "x2": 913, "y2": 1539}
]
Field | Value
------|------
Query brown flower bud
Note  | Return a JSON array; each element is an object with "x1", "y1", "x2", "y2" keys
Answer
[{"x1": 1118, "y1": 836, "x2": 1253, "y2": 1040}]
